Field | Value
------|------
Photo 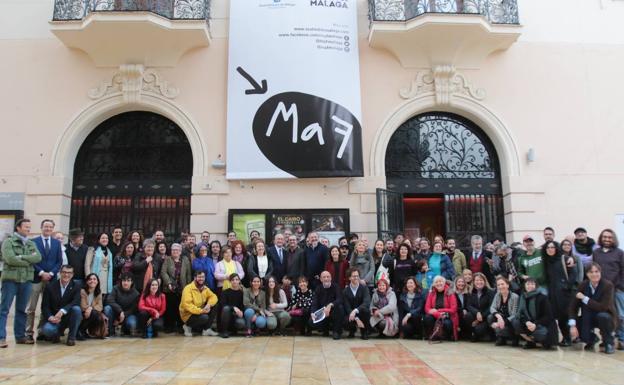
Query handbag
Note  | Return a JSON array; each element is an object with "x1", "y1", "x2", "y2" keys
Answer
[
  {"x1": 289, "y1": 308, "x2": 304, "y2": 317},
  {"x1": 429, "y1": 314, "x2": 447, "y2": 343}
]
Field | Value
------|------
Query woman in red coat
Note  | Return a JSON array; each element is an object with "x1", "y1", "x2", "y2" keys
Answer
[
  {"x1": 138, "y1": 278, "x2": 167, "y2": 338},
  {"x1": 325, "y1": 246, "x2": 349, "y2": 288},
  {"x1": 424, "y1": 275, "x2": 459, "y2": 341}
]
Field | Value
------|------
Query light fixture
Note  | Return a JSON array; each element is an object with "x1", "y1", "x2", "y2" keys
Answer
[{"x1": 211, "y1": 154, "x2": 226, "y2": 169}]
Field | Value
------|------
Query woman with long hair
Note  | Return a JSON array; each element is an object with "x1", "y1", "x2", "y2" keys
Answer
[
  {"x1": 85, "y1": 232, "x2": 114, "y2": 297},
  {"x1": 246, "y1": 240, "x2": 273, "y2": 283},
  {"x1": 209, "y1": 240, "x2": 222, "y2": 267},
  {"x1": 325, "y1": 245, "x2": 348, "y2": 288},
  {"x1": 138, "y1": 279, "x2": 166, "y2": 338},
  {"x1": 265, "y1": 276, "x2": 291, "y2": 335},
  {"x1": 453, "y1": 276, "x2": 472, "y2": 340},
  {"x1": 398, "y1": 276, "x2": 425, "y2": 339},
  {"x1": 385, "y1": 242, "x2": 417, "y2": 293},
  {"x1": 542, "y1": 240, "x2": 578, "y2": 346},
  {"x1": 155, "y1": 241, "x2": 168, "y2": 261},
  {"x1": 114, "y1": 241, "x2": 135, "y2": 285},
  {"x1": 489, "y1": 276, "x2": 519, "y2": 346},
  {"x1": 371, "y1": 239, "x2": 389, "y2": 278},
  {"x1": 465, "y1": 272, "x2": 494, "y2": 342},
  {"x1": 80, "y1": 273, "x2": 108, "y2": 338},
  {"x1": 127, "y1": 230, "x2": 144, "y2": 255},
  {"x1": 349, "y1": 240, "x2": 375, "y2": 290},
  {"x1": 231, "y1": 240, "x2": 250, "y2": 286},
  {"x1": 219, "y1": 273, "x2": 246, "y2": 338},
  {"x1": 243, "y1": 276, "x2": 269, "y2": 337},
  {"x1": 561, "y1": 239, "x2": 584, "y2": 284}
]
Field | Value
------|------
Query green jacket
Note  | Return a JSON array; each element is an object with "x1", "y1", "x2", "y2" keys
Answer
[
  {"x1": 1, "y1": 233, "x2": 42, "y2": 283},
  {"x1": 517, "y1": 249, "x2": 546, "y2": 286}
]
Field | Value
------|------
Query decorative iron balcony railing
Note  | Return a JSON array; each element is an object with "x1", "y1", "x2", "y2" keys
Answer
[
  {"x1": 53, "y1": 0, "x2": 211, "y2": 22},
  {"x1": 369, "y1": 0, "x2": 519, "y2": 24}
]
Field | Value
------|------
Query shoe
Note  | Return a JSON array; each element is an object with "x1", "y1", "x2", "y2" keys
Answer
[
  {"x1": 66, "y1": 339, "x2": 76, "y2": 346},
  {"x1": 584, "y1": 343, "x2": 595, "y2": 351},
  {"x1": 15, "y1": 338, "x2": 34, "y2": 345},
  {"x1": 245, "y1": 329, "x2": 253, "y2": 338},
  {"x1": 617, "y1": 342, "x2": 624, "y2": 351},
  {"x1": 361, "y1": 331, "x2": 369, "y2": 340},
  {"x1": 511, "y1": 338, "x2": 520, "y2": 347},
  {"x1": 219, "y1": 332, "x2": 229, "y2": 338},
  {"x1": 36, "y1": 335, "x2": 48, "y2": 342},
  {"x1": 332, "y1": 332, "x2": 341, "y2": 340},
  {"x1": 495, "y1": 338, "x2": 506, "y2": 346},
  {"x1": 348, "y1": 331, "x2": 355, "y2": 338},
  {"x1": 470, "y1": 335, "x2": 478, "y2": 343},
  {"x1": 202, "y1": 328, "x2": 218, "y2": 337},
  {"x1": 322, "y1": 330, "x2": 329, "y2": 337},
  {"x1": 182, "y1": 325, "x2": 193, "y2": 337},
  {"x1": 0, "y1": 339, "x2": 7, "y2": 348},
  {"x1": 558, "y1": 339, "x2": 571, "y2": 347},
  {"x1": 605, "y1": 344, "x2": 615, "y2": 354},
  {"x1": 523, "y1": 341, "x2": 536, "y2": 350},
  {"x1": 76, "y1": 333, "x2": 86, "y2": 341},
  {"x1": 50, "y1": 336, "x2": 60, "y2": 344}
]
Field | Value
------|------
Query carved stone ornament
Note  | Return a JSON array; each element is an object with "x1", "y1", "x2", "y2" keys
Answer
[
  {"x1": 400, "y1": 65, "x2": 486, "y2": 105},
  {"x1": 88, "y1": 64, "x2": 180, "y2": 103}
]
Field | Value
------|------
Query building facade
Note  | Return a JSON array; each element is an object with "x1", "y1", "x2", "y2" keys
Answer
[{"x1": 1, "y1": 0, "x2": 624, "y2": 246}]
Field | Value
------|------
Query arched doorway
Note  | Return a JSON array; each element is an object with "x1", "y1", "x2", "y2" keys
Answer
[
  {"x1": 378, "y1": 112, "x2": 505, "y2": 248},
  {"x1": 70, "y1": 111, "x2": 192, "y2": 244}
]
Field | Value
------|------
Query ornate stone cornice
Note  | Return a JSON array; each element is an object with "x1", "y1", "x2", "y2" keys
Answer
[
  {"x1": 400, "y1": 65, "x2": 485, "y2": 105},
  {"x1": 88, "y1": 64, "x2": 179, "y2": 103}
]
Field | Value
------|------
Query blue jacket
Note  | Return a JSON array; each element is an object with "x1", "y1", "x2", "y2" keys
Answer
[
  {"x1": 192, "y1": 256, "x2": 216, "y2": 291},
  {"x1": 426, "y1": 253, "x2": 456, "y2": 281},
  {"x1": 32, "y1": 236, "x2": 63, "y2": 282},
  {"x1": 305, "y1": 243, "x2": 328, "y2": 280}
]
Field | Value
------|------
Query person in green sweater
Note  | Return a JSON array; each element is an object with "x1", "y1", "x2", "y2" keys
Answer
[
  {"x1": 517, "y1": 235, "x2": 547, "y2": 295},
  {"x1": 0, "y1": 219, "x2": 42, "y2": 348}
]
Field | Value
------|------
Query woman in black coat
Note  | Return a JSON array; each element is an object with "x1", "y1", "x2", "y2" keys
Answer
[
  {"x1": 465, "y1": 272, "x2": 495, "y2": 342},
  {"x1": 513, "y1": 277, "x2": 557, "y2": 349},
  {"x1": 542, "y1": 241, "x2": 578, "y2": 346},
  {"x1": 398, "y1": 277, "x2": 425, "y2": 339}
]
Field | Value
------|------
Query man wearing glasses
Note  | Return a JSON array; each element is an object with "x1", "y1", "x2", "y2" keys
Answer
[{"x1": 39, "y1": 265, "x2": 82, "y2": 346}]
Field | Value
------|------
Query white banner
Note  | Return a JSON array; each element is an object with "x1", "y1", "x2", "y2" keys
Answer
[{"x1": 226, "y1": 0, "x2": 363, "y2": 179}]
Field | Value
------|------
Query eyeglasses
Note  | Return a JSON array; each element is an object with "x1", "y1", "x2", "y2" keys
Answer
[{"x1": 61, "y1": 271, "x2": 73, "y2": 275}]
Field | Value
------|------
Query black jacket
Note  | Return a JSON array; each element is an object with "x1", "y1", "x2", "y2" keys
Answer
[
  {"x1": 246, "y1": 254, "x2": 274, "y2": 280},
  {"x1": 105, "y1": 284, "x2": 140, "y2": 315},
  {"x1": 466, "y1": 288, "x2": 495, "y2": 318},
  {"x1": 42, "y1": 279, "x2": 81, "y2": 319},
  {"x1": 132, "y1": 253, "x2": 163, "y2": 288},
  {"x1": 398, "y1": 291, "x2": 425, "y2": 320},
  {"x1": 65, "y1": 243, "x2": 88, "y2": 280},
  {"x1": 342, "y1": 284, "x2": 371, "y2": 315},
  {"x1": 311, "y1": 283, "x2": 343, "y2": 312},
  {"x1": 518, "y1": 292, "x2": 553, "y2": 327},
  {"x1": 284, "y1": 246, "x2": 306, "y2": 280}
]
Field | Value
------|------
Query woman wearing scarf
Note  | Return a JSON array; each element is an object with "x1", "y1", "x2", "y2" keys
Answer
[
  {"x1": 513, "y1": 277, "x2": 557, "y2": 349},
  {"x1": 192, "y1": 242, "x2": 216, "y2": 292},
  {"x1": 465, "y1": 272, "x2": 495, "y2": 342},
  {"x1": 85, "y1": 233, "x2": 114, "y2": 298},
  {"x1": 215, "y1": 246, "x2": 245, "y2": 292},
  {"x1": 561, "y1": 239, "x2": 584, "y2": 284},
  {"x1": 230, "y1": 240, "x2": 250, "y2": 286},
  {"x1": 132, "y1": 239, "x2": 162, "y2": 291},
  {"x1": 370, "y1": 278, "x2": 399, "y2": 337},
  {"x1": 542, "y1": 240, "x2": 578, "y2": 347},
  {"x1": 489, "y1": 276, "x2": 519, "y2": 346},
  {"x1": 349, "y1": 240, "x2": 375, "y2": 291},
  {"x1": 113, "y1": 241, "x2": 135, "y2": 286},
  {"x1": 492, "y1": 244, "x2": 521, "y2": 294},
  {"x1": 426, "y1": 242, "x2": 455, "y2": 282}
]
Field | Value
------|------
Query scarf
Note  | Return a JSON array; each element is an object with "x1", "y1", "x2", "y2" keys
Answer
[
  {"x1": 518, "y1": 290, "x2": 539, "y2": 322},
  {"x1": 376, "y1": 290, "x2": 389, "y2": 309},
  {"x1": 222, "y1": 260, "x2": 236, "y2": 290},
  {"x1": 574, "y1": 237, "x2": 595, "y2": 256},
  {"x1": 92, "y1": 246, "x2": 113, "y2": 293},
  {"x1": 143, "y1": 255, "x2": 154, "y2": 291}
]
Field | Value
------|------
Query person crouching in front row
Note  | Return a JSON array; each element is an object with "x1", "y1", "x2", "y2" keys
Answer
[
  {"x1": 343, "y1": 267, "x2": 371, "y2": 340},
  {"x1": 40, "y1": 265, "x2": 82, "y2": 346},
  {"x1": 424, "y1": 275, "x2": 459, "y2": 342},
  {"x1": 179, "y1": 271, "x2": 218, "y2": 336},
  {"x1": 138, "y1": 279, "x2": 166, "y2": 338},
  {"x1": 513, "y1": 277, "x2": 557, "y2": 350},
  {"x1": 104, "y1": 272, "x2": 140, "y2": 337}
]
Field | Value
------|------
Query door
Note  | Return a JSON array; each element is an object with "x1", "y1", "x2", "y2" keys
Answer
[{"x1": 376, "y1": 188, "x2": 404, "y2": 241}]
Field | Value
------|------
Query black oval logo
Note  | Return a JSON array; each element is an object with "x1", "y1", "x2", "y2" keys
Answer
[{"x1": 252, "y1": 92, "x2": 363, "y2": 178}]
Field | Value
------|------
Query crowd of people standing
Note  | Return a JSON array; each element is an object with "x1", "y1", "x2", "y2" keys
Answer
[{"x1": 1, "y1": 219, "x2": 622, "y2": 355}]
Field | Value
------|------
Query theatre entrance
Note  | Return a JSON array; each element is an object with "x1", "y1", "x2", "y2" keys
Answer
[
  {"x1": 377, "y1": 112, "x2": 505, "y2": 249},
  {"x1": 70, "y1": 111, "x2": 193, "y2": 244}
]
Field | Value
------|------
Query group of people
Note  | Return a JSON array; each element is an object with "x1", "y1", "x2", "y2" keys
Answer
[{"x1": 1, "y1": 220, "x2": 623, "y2": 355}]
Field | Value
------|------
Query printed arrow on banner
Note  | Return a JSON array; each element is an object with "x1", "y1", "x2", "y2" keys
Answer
[{"x1": 236, "y1": 66, "x2": 268, "y2": 95}]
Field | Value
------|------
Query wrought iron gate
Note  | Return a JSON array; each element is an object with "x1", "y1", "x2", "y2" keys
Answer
[
  {"x1": 376, "y1": 188, "x2": 404, "y2": 241},
  {"x1": 444, "y1": 194, "x2": 505, "y2": 250}
]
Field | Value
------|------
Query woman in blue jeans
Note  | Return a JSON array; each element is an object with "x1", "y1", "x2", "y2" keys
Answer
[{"x1": 243, "y1": 276, "x2": 271, "y2": 337}]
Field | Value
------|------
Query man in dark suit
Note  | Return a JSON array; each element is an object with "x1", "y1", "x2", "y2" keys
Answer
[
  {"x1": 305, "y1": 232, "x2": 329, "y2": 290},
  {"x1": 40, "y1": 265, "x2": 82, "y2": 346},
  {"x1": 309, "y1": 270, "x2": 343, "y2": 340},
  {"x1": 285, "y1": 235, "x2": 305, "y2": 280},
  {"x1": 342, "y1": 267, "x2": 371, "y2": 340},
  {"x1": 65, "y1": 228, "x2": 88, "y2": 285},
  {"x1": 25, "y1": 219, "x2": 63, "y2": 342},
  {"x1": 268, "y1": 233, "x2": 287, "y2": 281}
]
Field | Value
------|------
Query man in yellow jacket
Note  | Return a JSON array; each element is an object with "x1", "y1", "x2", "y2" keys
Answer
[{"x1": 179, "y1": 271, "x2": 218, "y2": 336}]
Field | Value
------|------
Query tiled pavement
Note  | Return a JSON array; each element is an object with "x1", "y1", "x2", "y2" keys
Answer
[{"x1": 1, "y1": 331, "x2": 624, "y2": 385}]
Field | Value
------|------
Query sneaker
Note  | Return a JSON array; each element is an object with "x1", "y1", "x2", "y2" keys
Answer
[
  {"x1": 523, "y1": 341, "x2": 537, "y2": 350},
  {"x1": 202, "y1": 328, "x2": 218, "y2": 337},
  {"x1": 246, "y1": 329, "x2": 253, "y2": 338},
  {"x1": 0, "y1": 339, "x2": 7, "y2": 348},
  {"x1": 66, "y1": 339, "x2": 76, "y2": 347},
  {"x1": 605, "y1": 344, "x2": 615, "y2": 354},
  {"x1": 15, "y1": 338, "x2": 35, "y2": 345},
  {"x1": 182, "y1": 325, "x2": 193, "y2": 337}
]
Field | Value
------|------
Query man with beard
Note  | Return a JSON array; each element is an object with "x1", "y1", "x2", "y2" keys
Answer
[
  {"x1": 592, "y1": 229, "x2": 624, "y2": 350},
  {"x1": 572, "y1": 227, "x2": 597, "y2": 269},
  {"x1": 285, "y1": 235, "x2": 305, "y2": 280},
  {"x1": 180, "y1": 271, "x2": 219, "y2": 336},
  {"x1": 446, "y1": 238, "x2": 466, "y2": 278},
  {"x1": 309, "y1": 271, "x2": 343, "y2": 339}
]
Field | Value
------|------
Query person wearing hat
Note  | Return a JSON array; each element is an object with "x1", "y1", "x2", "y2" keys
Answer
[
  {"x1": 572, "y1": 227, "x2": 597, "y2": 269},
  {"x1": 517, "y1": 235, "x2": 547, "y2": 294},
  {"x1": 65, "y1": 229, "x2": 88, "y2": 286}
]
